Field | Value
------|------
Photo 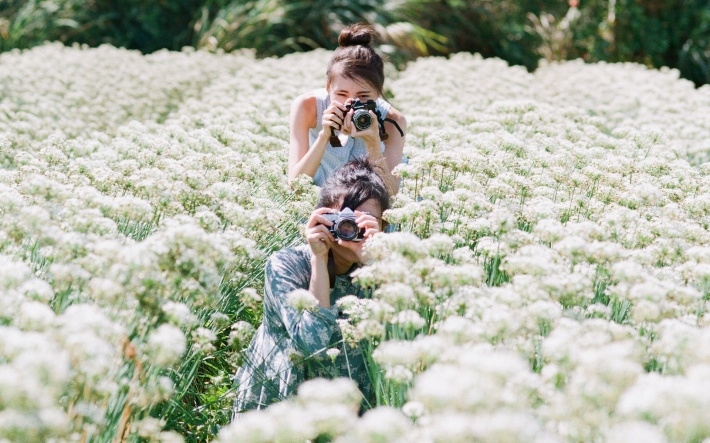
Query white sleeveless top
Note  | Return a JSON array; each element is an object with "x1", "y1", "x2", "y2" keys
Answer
[{"x1": 308, "y1": 88, "x2": 390, "y2": 186}]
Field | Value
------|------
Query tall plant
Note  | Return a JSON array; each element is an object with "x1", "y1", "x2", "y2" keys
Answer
[
  {"x1": 192, "y1": 0, "x2": 446, "y2": 66},
  {"x1": 565, "y1": 0, "x2": 710, "y2": 86},
  {"x1": 0, "y1": 0, "x2": 85, "y2": 51},
  {"x1": 388, "y1": 0, "x2": 568, "y2": 71}
]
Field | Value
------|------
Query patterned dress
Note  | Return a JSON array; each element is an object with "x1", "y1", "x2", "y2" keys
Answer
[{"x1": 232, "y1": 244, "x2": 371, "y2": 416}]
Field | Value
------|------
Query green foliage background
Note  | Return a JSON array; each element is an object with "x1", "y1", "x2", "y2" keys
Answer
[{"x1": 1, "y1": 0, "x2": 709, "y2": 86}]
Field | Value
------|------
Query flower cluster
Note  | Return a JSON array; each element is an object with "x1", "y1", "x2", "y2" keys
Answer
[
  {"x1": 4, "y1": 41, "x2": 710, "y2": 441},
  {"x1": 224, "y1": 52, "x2": 710, "y2": 441},
  {"x1": 0, "y1": 43, "x2": 323, "y2": 441}
]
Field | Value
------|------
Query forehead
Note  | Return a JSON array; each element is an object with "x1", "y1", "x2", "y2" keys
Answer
[
  {"x1": 327, "y1": 74, "x2": 374, "y2": 94},
  {"x1": 354, "y1": 198, "x2": 381, "y2": 217}
]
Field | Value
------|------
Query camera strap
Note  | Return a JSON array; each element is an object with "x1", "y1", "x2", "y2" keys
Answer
[
  {"x1": 378, "y1": 117, "x2": 405, "y2": 142},
  {"x1": 327, "y1": 250, "x2": 336, "y2": 289},
  {"x1": 329, "y1": 129, "x2": 344, "y2": 148}
]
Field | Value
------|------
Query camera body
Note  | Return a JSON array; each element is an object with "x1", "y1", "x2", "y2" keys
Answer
[
  {"x1": 346, "y1": 99, "x2": 379, "y2": 131},
  {"x1": 321, "y1": 207, "x2": 365, "y2": 242}
]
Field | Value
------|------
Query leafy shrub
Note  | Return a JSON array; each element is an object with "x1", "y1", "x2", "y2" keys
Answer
[
  {"x1": 564, "y1": 0, "x2": 710, "y2": 87},
  {"x1": 1, "y1": 0, "x2": 709, "y2": 86}
]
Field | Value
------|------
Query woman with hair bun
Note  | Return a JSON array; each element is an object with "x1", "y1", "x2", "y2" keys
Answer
[{"x1": 287, "y1": 23, "x2": 407, "y2": 195}]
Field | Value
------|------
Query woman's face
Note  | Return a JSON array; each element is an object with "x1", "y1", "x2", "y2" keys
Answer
[
  {"x1": 327, "y1": 73, "x2": 378, "y2": 104},
  {"x1": 330, "y1": 198, "x2": 382, "y2": 263}
]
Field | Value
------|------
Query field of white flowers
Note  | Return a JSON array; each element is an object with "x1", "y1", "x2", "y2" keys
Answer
[{"x1": 2, "y1": 42, "x2": 710, "y2": 443}]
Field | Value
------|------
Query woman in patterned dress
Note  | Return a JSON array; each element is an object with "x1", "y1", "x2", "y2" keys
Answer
[
  {"x1": 287, "y1": 23, "x2": 407, "y2": 195},
  {"x1": 233, "y1": 158, "x2": 389, "y2": 417}
]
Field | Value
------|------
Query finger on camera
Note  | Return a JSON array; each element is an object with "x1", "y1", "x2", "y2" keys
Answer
[
  {"x1": 310, "y1": 224, "x2": 336, "y2": 241},
  {"x1": 342, "y1": 117, "x2": 352, "y2": 132},
  {"x1": 308, "y1": 231, "x2": 333, "y2": 245},
  {"x1": 354, "y1": 211, "x2": 374, "y2": 220},
  {"x1": 356, "y1": 221, "x2": 377, "y2": 233},
  {"x1": 327, "y1": 110, "x2": 343, "y2": 122},
  {"x1": 337, "y1": 238, "x2": 357, "y2": 248},
  {"x1": 364, "y1": 228, "x2": 380, "y2": 237},
  {"x1": 356, "y1": 214, "x2": 377, "y2": 226},
  {"x1": 324, "y1": 115, "x2": 341, "y2": 127},
  {"x1": 307, "y1": 210, "x2": 334, "y2": 227},
  {"x1": 312, "y1": 214, "x2": 334, "y2": 227},
  {"x1": 330, "y1": 103, "x2": 346, "y2": 119},
  {"x1": 312, "y1": 207, "x2": 336, "y2": 216}
]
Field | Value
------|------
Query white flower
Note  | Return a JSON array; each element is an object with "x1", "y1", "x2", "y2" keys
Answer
[
  {"x1": 7, "y1": 41, "x2": 710, "y2": 440},
  {"x1": 402, "y1": 401, "x2": 427, "y2": 419},
  {"x1": 229, "y1": 321, "x2": 256, "y2": 349},
  {"x1": 146, "y1": 324, "x2": 187, "y2": 367},
  {"x1": 162, "y1": 301, "x2": 199, "y2": 329},
  {"x1": 344, "y1": 407, "x2": 413, "y2": 443},
  {"x1": 239, "y1": 287, "x2": 263, "y2": 311},
  {"x1": 216, "y1": 409, "x2": 276, "y2": 443},
  {"x1": 132, "y1": 417, "x2": 166, "y2": 439},
  {"x1": 356, "y1": 319, "x2": 385, "y2": 340},
  {"x1": 210, "y1": 312, "x2": 231, "y2": 332},
  {"x1": 631, "y1": 299, "x2": 662, "y2": 323},
  {"x1": 605, "y1": 421, "x2": 667, "y2": 443},
  {"x1": 390, "y1": 310, "x2": 426, "y2": 330},
  {"x1": 286, "y1": 289, "x2": 318, "y2": 312},
  {"x1": 16, "y1": 301, "x2": 55, "y2": 331},
  {"x1": 384, "y1": 365, "x2": 415, "y2": 384},
  {"x1": 296, "y1": 378, "x2": 362, "y2": 411},
  {"x1": 191, "y1": 327, "x2": 217, "y2": 354},
  {"x1": 18, "y1": 278, "x2": 54, "y2": 303},
  {"x1": 326, "y1": 348, "x2": 340, "y2": 362},
  {"x1": 374, "y1": 283, "x2": 417, "y2": 309}
]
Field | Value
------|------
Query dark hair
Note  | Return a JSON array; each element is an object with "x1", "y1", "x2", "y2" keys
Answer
[
  {"x1": 317, "y1": 158, "x2": 390, "y2": 215},
  {"x1": 326, "y1": 23, "x2": 385, "y2": 96}
]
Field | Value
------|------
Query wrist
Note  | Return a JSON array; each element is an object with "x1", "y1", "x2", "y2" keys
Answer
[
  {"x1": 311, "y1": 253, "x2": 328, "y2": 266},
  {"x1": 365, "y1": 139, "x2": 382, "y2": 154},
  {"x1": 367, "y1": 151, "x2": 388, "y2": 170},
  {"x1": 310, "y1": 254, "x2": 331, "y2": 308}
]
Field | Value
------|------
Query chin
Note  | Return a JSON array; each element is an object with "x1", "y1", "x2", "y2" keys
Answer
[{"x1": 332, "y1": 242, "x2": 361, "y2": 263}]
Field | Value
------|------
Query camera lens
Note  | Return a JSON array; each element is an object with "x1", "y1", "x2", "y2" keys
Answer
[
  {"x1": 352, "y1": 109, "x2": 372, "y2": 131},
  {"x1": 335, "y1": 219, "x2": 358, "y2": 240}
]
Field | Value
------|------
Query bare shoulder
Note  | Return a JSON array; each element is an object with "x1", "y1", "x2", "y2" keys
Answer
[
  {"x1": 290, "y1": 92, "x2": 318, "y2": 129},
  {"x1": 384, "y1": 105, "x2": 407, "y2": 135}
]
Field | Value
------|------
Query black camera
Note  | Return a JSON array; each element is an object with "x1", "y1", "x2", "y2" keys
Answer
[
  {"x1": 329, "y1": 98, "x2": 403, "y2": 148},
  {"x1": 345, "y1": 99, "x2": 379, "y2": 131},
  {"x1": 322, "y1": 208, "x2": 364, "y2": 242}
]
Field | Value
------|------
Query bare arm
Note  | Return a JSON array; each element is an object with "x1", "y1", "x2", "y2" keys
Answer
[
  {"x1": 304, "y1": 207, "x2": 337, "y2": 308},
  {"x1": 381, "y1": 107, "x2": 407, "y2": 195},
  {"x1": 288, "y1": 94, "x2": 320, "y2": 181},
  {"x1": 288, "y1": 94, "x2": 347, "y2": 182}
]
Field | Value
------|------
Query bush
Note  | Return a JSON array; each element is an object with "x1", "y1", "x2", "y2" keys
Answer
[
  {"x1": 389, "y1": 0, "x2": 570, "y2": 72},
  {"x1": 0, "y1": 0, "x2": 205, "y2": 53},
  {"x1": 0, "y1": 0, "x2": 708, "y2": 85},
  {"x1": 566, "y1": 0, "x2": 710, "y2": 87}
]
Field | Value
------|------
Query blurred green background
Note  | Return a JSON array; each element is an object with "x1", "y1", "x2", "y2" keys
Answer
[{"x1": 1, "y1": 0, "x2": 708, "y2": 85}]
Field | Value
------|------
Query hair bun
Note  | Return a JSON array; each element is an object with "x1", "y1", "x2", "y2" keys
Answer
[{"x1": 338, "y1": 23, "x2": 374, "y2": 47}]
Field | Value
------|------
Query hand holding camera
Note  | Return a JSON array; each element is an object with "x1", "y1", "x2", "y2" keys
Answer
[
  {"x1": 305, "y1": 207, "x2": 380, "y2": 259},
  {"x1": 321, "y1": 207, "x2": 366, "y2": 242},
  {"x1": 329, "y1": 99, "x2": 384, "y2": 148}
]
